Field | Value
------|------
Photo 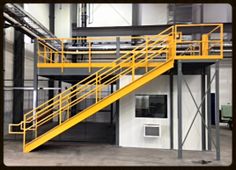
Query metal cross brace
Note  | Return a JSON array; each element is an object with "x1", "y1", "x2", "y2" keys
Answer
[{"x1": 181, "y1": 72, "x2": 217, "y2": 149}]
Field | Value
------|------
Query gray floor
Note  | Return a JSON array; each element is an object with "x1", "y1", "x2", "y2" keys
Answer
[{"x1": 4, "y1": 126, "x2": 232, "y2": 166}]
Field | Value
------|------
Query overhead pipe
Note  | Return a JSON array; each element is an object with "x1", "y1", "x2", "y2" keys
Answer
[
  {"x1": 4, "y1": 3, "x2": 61, "y2": 49},
  {"x1": 4, "y1": 12, "x2": 58, "y2": 51},
  {"x1": 4, "y1": 87, "x2": 61, "y2": 90},
  {"x1": 64, "y1": 42, "x2": 232, "y2": 51}
]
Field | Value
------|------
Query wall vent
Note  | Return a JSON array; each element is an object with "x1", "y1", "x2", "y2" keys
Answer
[{"x1": 144, "y1": 124, "x2": 160, "y2": 137}]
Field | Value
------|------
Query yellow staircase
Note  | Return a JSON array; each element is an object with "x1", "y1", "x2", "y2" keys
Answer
[{"x1": 9, "y1": 24, "x2": 223, "y2": 152}]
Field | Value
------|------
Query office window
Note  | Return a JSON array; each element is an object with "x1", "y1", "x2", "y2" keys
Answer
[{"x1": 135, "y1": 94, "x2": 167, "y2": 118}]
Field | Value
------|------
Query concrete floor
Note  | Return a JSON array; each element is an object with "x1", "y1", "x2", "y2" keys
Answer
[{"x1": 4, "y1": 126, "x2": 232, "y2": 166}]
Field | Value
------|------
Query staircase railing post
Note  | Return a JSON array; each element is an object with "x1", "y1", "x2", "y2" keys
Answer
[
  {"x1": 43, "y1": 45, "x2": 46, "y2": 63},
  {"x1": 173, "y1": 25, "x2": 177, "y2": 59},
  {"x1": 96, "y1": 72, "x2": 98, "y2": 103},
  {"x1": 50, "y1": 49, "x2": 52, "y2": 63},
  {"x1": 59, "y1": 93, "x2": 62, "y2": 124},
  {"x1": 168, "y1": 36, "x2": 172, "y2": 60},
  {"x1": 67, "y1": 97, "x2": 70, "y2": 120},
  {"x1": 89, "y1": 41, "x2": 91, "y2": 72},
  {"x1": 99, "y1": 77, "x2": 102, "y2": 100},
  {"x1": 145, "y1": 36, "x2": 149, "y2": 72},
  {"x1": 23, "y1": 114, "x2": 26, "y2": 152},
  {"x1": 132, "y1": 54, "x2": 135, "y2": 81},
  {"x1": 61, "y1": 38, "x2": 64, "y2": 73}
]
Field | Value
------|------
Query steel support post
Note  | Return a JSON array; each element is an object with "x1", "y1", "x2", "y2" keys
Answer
[
  {"x1": 215, "y1": 61, "x2": 220, "y2": 160},
  {"x1": 206, "y1": 65, "x2": 212, "y2": 150},
  {"x1": 81, "y1": 3, "x2": 87, "y2": 61},
  {"x1": 131, "y1": 4, "x2": 139, "y2": 45},
  {"x1": 115, "y1": 37, "x2": 120, "y2": 145},
  {"x1": 201, "y1": 67, "x2": 206, "y2": 151},
  {"x1": 13, "y1": 27, "x2": 25, "y2": 124},
  {"x1": 173, "y1": 4, "x2": 176, "y2": 24},
  {"x1": 48, "y1": 4, "x2": 55, "y2": 102},
  {"x1": 33, "y1": 39, "x2": 38, "y2": 113},
  {"x1": 32, "y1": 38, "x2": 39, "y2": 138},
  {"x1": 2, "y1": 30, "x2": 5, "y2": 124},
  {"x1": 170, "y1": 70, "x2": 173, "y2": 149},
  {"x1": 132, "y1": 4, "x2": 139, "y2": 26},
  {"x1": 177, "y1": 61, "x2": 183, "y2": 159}
]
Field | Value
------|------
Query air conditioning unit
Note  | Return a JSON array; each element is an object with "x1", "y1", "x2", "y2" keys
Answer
[{"x1": 144, "y1": 124, "x2": 160, "y2": 138}]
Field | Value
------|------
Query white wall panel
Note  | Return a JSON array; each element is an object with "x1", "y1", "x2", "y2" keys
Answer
[
  {"x1": 210, "y1": 60, "x2": 232, "y2": 108},
  {"x1": 119, "y1": 75, "x2": 170, "y2": 149},
  {"x1": 173, "y1": 75, "x2": 202, "y2": 151},
  {"x1": 119, "y1": 74, "x2": 203, "y2": 150},
  {"x1": 139, "y1": 4, "x2": 168, "y2": 25},
  {"x1": 203, "y1": 4, "x2": 232, "y2": 23},
  {"x1": 87, "y1": 4, "x2": 132, "y2": 27},
  {"x1": 24, "y1": 4, "x2": 49, "y2": 29},
  {"x1": 55, "y1": 4, "x2": 72, "y2": 38}
]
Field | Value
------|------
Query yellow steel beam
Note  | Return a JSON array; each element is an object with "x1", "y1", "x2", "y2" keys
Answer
[{"x1": 24, "y1": 59, "x2": 173, "y2": 152}]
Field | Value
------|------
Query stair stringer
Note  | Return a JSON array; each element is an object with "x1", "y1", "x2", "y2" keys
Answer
[{"x1": 24, "y1": 59, "x2": 174, "y2": 153}]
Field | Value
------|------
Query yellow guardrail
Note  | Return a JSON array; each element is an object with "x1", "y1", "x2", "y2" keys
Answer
[
  {"x1": 36, "y1": 24, "x2": 223, "y2": 71},
  {"x1": 174, "y1": 24, "x2": 223, "y2": 60}
]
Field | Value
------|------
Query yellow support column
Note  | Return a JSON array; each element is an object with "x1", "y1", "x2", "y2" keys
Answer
[
  {"x1": 220, "y1": 24, "x2": 224, "y2": 58},
  {"x1": 202, "y1": 34, "x2": 209, "y2": 56}
]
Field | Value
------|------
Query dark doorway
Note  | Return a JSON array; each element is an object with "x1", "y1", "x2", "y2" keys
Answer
[{"x1": 211, "y1": 93, "x2": 215, "y2": 125}]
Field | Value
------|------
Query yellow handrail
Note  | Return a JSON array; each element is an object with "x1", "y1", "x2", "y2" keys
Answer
[
  {"x1": 23, "y1": 27, "x2": 174, "y2": 132},
  {"x1": 24, "y1": 26, "x2": 174, "y2": 120},
  {"x1": 24, "y1": 33, "x2": 172, "y2": 125},
  {"x1": 28, "y1": 46, "x2": 169, "y2": 129}
]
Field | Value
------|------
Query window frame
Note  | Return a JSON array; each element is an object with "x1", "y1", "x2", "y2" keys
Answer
[{"x1": 135, "y1": 94, "x2": 168, "y2": 119}]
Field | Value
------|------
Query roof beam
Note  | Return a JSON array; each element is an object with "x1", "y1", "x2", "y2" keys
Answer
[{"x1": 72, "y1": 23, "x2": 231, "y2": 37}]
